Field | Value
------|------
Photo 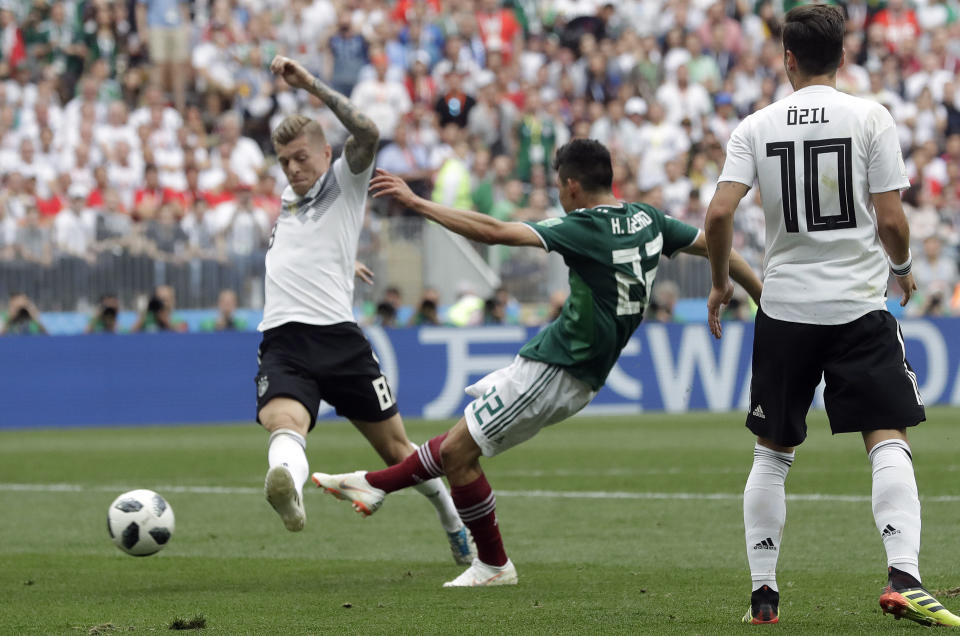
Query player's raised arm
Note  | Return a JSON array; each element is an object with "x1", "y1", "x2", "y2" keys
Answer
[
  {"x1": 873, "y1": 189, "x2": 917, "y2": 307},
  {"x1": 369, "y1": 169, "x2": 543, "y2": 247},
  {"x1": 704, "y1": 180, "x2": 751, "y2": 338},
  {"x1": 270, "y1": 55, "x2": 379, "y2": 174}
]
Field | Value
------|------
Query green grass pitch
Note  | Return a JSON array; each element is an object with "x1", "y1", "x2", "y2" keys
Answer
[{"x1": 1, "y1": 408, "x2": 958, "y2": 634}]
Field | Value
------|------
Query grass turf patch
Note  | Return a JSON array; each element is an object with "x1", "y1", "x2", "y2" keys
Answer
[{"x1": 2, "y1": 409, "x2": 958, "y2": 634}]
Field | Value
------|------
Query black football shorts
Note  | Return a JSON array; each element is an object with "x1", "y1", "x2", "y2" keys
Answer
[
  {"x1": 746, "y1": 308, "x2": 925, "y2": 447},
  {"x1": 255, "y1": 322, "x2": 399, "y2": 429}
]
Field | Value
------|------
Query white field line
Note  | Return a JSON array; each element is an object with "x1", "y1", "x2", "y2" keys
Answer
[{"x1": 1, "y1": 482, "x2": 959, "y2": 503}]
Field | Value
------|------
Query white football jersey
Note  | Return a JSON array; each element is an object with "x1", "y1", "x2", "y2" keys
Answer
[
  {"x1": 259, "y1": 156, "x2": 374, "y2": 331},
  {"x1": 719, "y1": 85, "x2": 909, "y2": 325}
]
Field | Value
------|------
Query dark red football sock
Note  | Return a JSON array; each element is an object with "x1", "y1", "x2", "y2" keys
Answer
[
  {"x1": 365, "y1": 432, "x2": 447, "y2": 493},
  {"x1": 451, "y1": 473, "x2": 508, "y2": 567}
]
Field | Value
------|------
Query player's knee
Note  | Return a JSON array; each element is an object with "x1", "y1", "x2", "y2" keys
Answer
[
  {"x1": 438, "y1": 436, "x2": 475, "y2": 476},
  {"x1": 259, "y1": 402, "x2": 310, "y2": 437}
]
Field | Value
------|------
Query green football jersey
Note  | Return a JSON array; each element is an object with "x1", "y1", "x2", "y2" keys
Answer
[{"x1": 520, "y1": 202, "x2": 699, "y2": 389}]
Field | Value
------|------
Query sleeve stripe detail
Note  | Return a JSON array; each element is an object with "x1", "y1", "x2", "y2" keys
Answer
[
  {"x1": 717, "y1": 175, "x2": 754, "y2": 187},
  {"x1": 665, "y1": 228, "x2": 700, "y2": 257},
  {"x1": 524, "y1": 224, "x2": 549, "y2": 250}
]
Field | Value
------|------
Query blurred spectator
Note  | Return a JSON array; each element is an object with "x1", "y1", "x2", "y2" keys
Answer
[
  {"x1": 54, "y1": 183, "x2": 96, "y2": 262},
  {"x1": 431, "y1": 137, "x2": 472, "y2": 209},
  {"x1": 133, "y1": 163, "x2": 176, "y2": 221},
  {"x1": 635, "y1": 101, "x2": 690, "y2": 191},
  {"x1": 146, "y1": 201, "x2": 188, "y2": 259},
  {"x1": 411, "y1": 297, "x2": 441, "y2": 326},
  {"x1": 491, "y1": 179, "x2": 526, "y2": 222},
  {"x1": 406, "y1": 50, "x2": 437, "y2": 106},
  {"x1": 217, "y1": 112, "x2": 265, "y2": 187},
  {"x1": 662, "y1": 159, "x2": 693, "y2": 218},
  {"x1": 721, "y1": 290, "x2": 753, "y2": 322},
  {"x1": 85, "y1": 294, "x2": 120, "y2": 334},
  {"x1": 14, "y1": 204, "x2": 53, "y2": 266},
  {"x1": 447, "y1": 283, "x2": 484, "y2": 326},
  {"x1": 912, "y1": 235, "x2": 959, "y2": 316},
  {"x1": 350, "y1": 47, "x2": 412, "y2": 144},
  {"x1": 657, "y1": 64, "x2": 712, "y2": 129},
  {"x1": 328, "y1": 11, "x2": 368, "y2": 98},
  {"x1": 376, "y1": 122, "x2": 432, "y2": 213},
  {"x1": 131, "y1": 292, "x2": 176, "y2": 332},
  {"x1": 435, "y1": 69, "x2": 476, "y2": 129},
  {"x1": 872, "y1": 0, "x2": 921, "y2": 56},
  {"x1": 375, "y1": 301, "x2": 398, "y2": 327},
  {"x1": 589, "y1": 98, "x2": 637, "y2": 156},
  {"x1": 132, "y1": 284, "x2": 186, "y2": 332},
  {"x1": 649, "y1": 280, "x2": 680, "y2": 322},
  {"x1": 1, "y1": 292, "x2": 46, "y2": 335},
  {"x1": 483, "y1": 296, "x2": 505, "y2": 325},
  {"x1": 200, "y1": 289, "x2": 248, "y2": 331},
  {"x1": 381, "y1": 286, "x2": 403, "y2": 313},
  {"x1": 475, "y1": 0, "x2": 523, "y2": 66},
  {"x1": 468, "y1": 69, "x2": 515, "y2": 154},
  {"x1": 708, "y1": 92, "x2": 740, "y2": 146},
  {"x1": 135, "y1": 0, "x2": 190, "y2": 112},
  {"x1": 514, "y1": 90, "x2": 557, "y2": 183}
]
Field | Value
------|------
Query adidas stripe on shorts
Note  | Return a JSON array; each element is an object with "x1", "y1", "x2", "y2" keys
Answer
[{"x1": 464, "y1": 356, "x2": 597, "y2": 457}]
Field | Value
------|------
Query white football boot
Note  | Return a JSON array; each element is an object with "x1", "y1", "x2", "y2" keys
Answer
[
  {"x1": 443, "y1": 559, "x2": 518, "y2": 587},
  {"x1": 311, "y1": 470, "x2": 385, "y2": 517},
  {"x1": 264, "y1": 465, "x2": 305, "y2": 532}
]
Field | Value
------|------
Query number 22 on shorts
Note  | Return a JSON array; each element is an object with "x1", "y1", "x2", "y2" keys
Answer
[{"x1": 472, "y1": 386, "x2": 504, "y2": 426}]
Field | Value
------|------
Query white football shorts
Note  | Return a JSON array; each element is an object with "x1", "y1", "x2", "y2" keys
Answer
[{"x1": 464, "y1": 356, "x2": 597, "y2": 457}]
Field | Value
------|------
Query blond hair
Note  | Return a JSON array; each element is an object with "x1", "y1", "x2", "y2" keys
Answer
[{"x1": 271, "y1": 114, "x2": 327, "y2": 148}]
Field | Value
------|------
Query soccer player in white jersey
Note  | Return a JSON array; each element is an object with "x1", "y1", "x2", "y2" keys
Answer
[
  {"x1": 704, "y1": 5, "x2": 960, "y2": 627},
  {"x1": 256, "y1": 55, "x2": 476, "y2": 566},
  {"x1": 312, "y1": 139, "x2": 763, "y2": 587}
]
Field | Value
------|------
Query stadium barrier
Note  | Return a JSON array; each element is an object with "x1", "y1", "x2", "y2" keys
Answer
[{"x1": 3, "y1": 318, "x2": 957, "y2": 429}]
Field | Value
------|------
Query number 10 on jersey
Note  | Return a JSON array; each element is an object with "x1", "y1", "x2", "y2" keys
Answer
[{"x1": 766, "y1": 137, "x2": 855, "y2": 233}]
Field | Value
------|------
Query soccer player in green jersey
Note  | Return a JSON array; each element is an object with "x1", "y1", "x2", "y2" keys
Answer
[{"x1": 313, "y1": 139, "x2": 763, "y2": 587}]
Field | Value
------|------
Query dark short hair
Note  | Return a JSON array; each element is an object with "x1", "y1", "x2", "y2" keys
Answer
[
  {"x1": 552, "y1": 139, "x2": 613, "y2": 193},
  {"x1": 782, "y1": 4, "x2": 845, "y2": 76}
]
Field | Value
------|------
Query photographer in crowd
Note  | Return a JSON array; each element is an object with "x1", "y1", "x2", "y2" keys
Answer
[
  {"x1": 1, "y1": 292, "x2": 47, "y2": 336},
  {"x1": 131, "y1": 284, "x2": 187, "y2": 332},
  {"x1": 85, "y1": 293, "x2": 120, "y2": 333}
]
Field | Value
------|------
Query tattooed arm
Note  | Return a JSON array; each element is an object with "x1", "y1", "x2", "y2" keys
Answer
[{"x1": 270, "y1": 55, "x2": 380, "y2": 174}]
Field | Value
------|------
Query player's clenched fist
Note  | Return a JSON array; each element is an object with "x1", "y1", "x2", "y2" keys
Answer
[{"x1": 270, "y1": 55, "x2": 313, "y2": 90}]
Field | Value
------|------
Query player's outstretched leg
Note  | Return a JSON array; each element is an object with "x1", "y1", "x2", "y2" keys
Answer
[
  {"x1": 441, "y1": 472, "x2": 518, "y2": 587},
  {"x1": 880, "y1": 567, "x2": 960, "y2": 627},
  {"x1": 265, "y1": 429, "x2": 308, "y2": 532},
  {"x1": 439, "y1": 426, "x2": 517, "y2": 587},
  {"x1": 311, "y1": 470, "x2": 385, "y2": 517},
  {"x1": 742, "y1": 585, "x2": 779, "y2": 625}
]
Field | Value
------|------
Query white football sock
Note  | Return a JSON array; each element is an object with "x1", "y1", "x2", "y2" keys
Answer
[
  {"x1": 744, "y1": 443, "x2": 794, "y2": 593},
  {"x1": 268, "y1": 429, "x2": 308, "y2": 495},
  {"x1": 409, "y1": 443, "x2": 462, "y2": 532},
  {"x1": 870, "y1": 439, "x2": 921, "y2": 582}
]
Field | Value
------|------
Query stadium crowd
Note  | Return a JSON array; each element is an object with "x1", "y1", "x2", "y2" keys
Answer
[{"x1": 2, "y1": 0, "x2": 960, "y2": 332}]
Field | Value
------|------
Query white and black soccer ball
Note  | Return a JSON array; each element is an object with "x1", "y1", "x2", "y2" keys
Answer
[{"x1": 107, "y1": 489, "x2": 175, "y2": 556}]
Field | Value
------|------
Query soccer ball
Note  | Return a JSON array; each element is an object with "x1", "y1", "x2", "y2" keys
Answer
[{"x1": 107, "y1": 489, "x2": 175, "y2": 556}]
